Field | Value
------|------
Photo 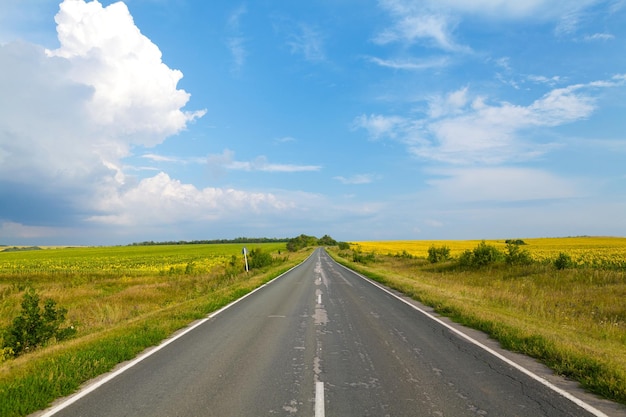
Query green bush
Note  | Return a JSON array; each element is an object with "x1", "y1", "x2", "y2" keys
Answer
[
  {"x1": 554, "y1": 252, "x2": 573, "y2": 270},
  {"x1": 353, "y1": 250, "x2": 376, "y2": 264},
  {"x1": 337, "y1": 241, "x2": 351, "y2": 250},
  {"x1": 427, "y1": 245, "x2": 451, "y2": 263},
  {"x1": 247, "y1": 248, "x2": 274, "y2": 269},
  {"x1": 458, "y1": 241, "x2": 504, "y2": 268},
  {"x1": 505, "y1": 243, "x2": 533, "y2": 265},
  {"x1": 2, "y1": 289, "x2": 76, "y2": 357}
]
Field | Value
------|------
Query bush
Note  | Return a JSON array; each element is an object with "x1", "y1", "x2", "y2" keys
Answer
[
  {"x1": 337, "y1": 242, "x2": 351, "y2": 250},
  {"x1": 554, "y1": 252, "x2": 573, "y2": 270},
  {"x1": 2, "y1": 289, "x2": 76, "y2": 357},
  {"x1": 247, "y1": 248, "x2": 274, "y2": 269},
  {"x1": 505, "y1": 243, "x2": 533, "y2": 265},
  {"x1": 353, "y1": 250, "x2": 376, "y2": 264},
  {"x1": 458, "y1": 241, "x2": 503, "y2": 268},
  {"x1": 427, "y1": 245, "x2": 451, "y2": 263},
  {"x1": 472, "y1": 241, "x2": 503, "y2": 266}
]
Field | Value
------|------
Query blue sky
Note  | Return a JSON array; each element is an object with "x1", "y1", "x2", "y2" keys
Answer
[{"x1": 1, "y1": 0, "x2": 625, "y2": 245}]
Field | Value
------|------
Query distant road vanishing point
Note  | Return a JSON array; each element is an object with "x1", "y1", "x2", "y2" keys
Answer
[{"x1": 38, "y1": 248, "x2": 616, "y2": 417}]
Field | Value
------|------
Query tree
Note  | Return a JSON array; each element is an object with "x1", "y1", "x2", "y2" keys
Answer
[{"x1": 2, "y1": 289, "x2": 76, "y2": 357}]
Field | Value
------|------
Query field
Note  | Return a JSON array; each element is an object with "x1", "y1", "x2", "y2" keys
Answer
[
  {"x1": 331, "y1": 236, "x2": 626, "y2": 404},
  {"x1": 352, "y1": 236, "x2": 626, "y2": 268},
  {"x1": 0, "y1": 242, "x2": 304, "y2": 417},
  {"x1": 0, "y1": 244, "x2": 287, "y2": 332}
]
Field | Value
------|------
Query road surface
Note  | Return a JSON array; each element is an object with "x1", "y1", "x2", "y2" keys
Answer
[{"x1": 38, "y1": 248, "x2": 618, "y2": 416}]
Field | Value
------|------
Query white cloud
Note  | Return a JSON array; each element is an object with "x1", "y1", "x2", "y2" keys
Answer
[
  {"x1": 287, "y1": 23, "x2": 326, "y2": 62},
  {"x1": 1, "y1": 0, "x2": 205, "y2": 189},
  {"x1": 88, "y1": 172, "x2": 294, "y2": 226},
  {"x1": 375, "y1": 0, "x2": 603, "y2": 52},
  {"x1": 381, "y1": 0, "x2": 602, "y2": 20},
  {"x1": 140, "y1": 153, "x2": 206, "y2": 164},
  {"x1": 227, "y1": 37, "x2": 247, "y2": 72},
  {"x1": 226, "y1": 5, "x2": 248, "y2": 72},
  {"x1": 366, "y1": 56, "x2": 449, "y2": 70},
  {"x1": 47, "y1": 0, "x2": 205, "y2": 145},
  {"x1": 274, "y1": 136, "x2": 297, "y2": 144},
  {"x1": 228, "y1": 4, "x2": 247, "y2": 30},
  {"x1": 584, "y1": 33, "x2": 615, "y2": 41},
  {"x1": 375, "y1": 3, "x2": 468, "y2": 52},
  {"x1": 351, "y1": 114, "x2": 407, "y2": 140},
  {"x1": 0, "y1": 0, "x2": 270, "y2": 240},
  {"x1": 527, "y1": 75, "x2": 562, "y2": 85},
  {"x1": 354, "y1": 76, "x2": 624, "y2": 165},
  {"x1": 207, "y1": 149, "x2": 322, "y2": 173},
  {"x1": 334, "y1": 174, "x2": 376, "y2": 185}
]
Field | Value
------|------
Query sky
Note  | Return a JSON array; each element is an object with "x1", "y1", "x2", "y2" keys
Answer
[{"x1": 1, "y1": 0, "x2": 625, "y2": 245}]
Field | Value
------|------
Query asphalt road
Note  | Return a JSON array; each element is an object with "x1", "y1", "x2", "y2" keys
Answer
[{"x1": 38, "y1": 248, "x2": 616, "y2": 416}]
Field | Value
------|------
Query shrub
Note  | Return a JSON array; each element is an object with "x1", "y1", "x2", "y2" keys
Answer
[
  {"x1": 247, "y1": 248, "x2": 274, "y2": 269},
  {"x1": 2, "y1": 289, "x2": 76, "y2": 357},
  {"x1": 459, "y1": 249, "x2": 474, "y2": 268},
  {"x1": 472, "y1": 241, "x2": 503, "y2": 267},
  {"x1": 505, "y1": 243, "x2": 533, "y2": 265},
  {"x1": 458, "y1": 241, "x2": 504, "y2": 268},
  {"x1": 337, "y1": 241, "x2": 351, "y2": 250},
  {"x1": 427, "y1": 245, "x2": 451, "y2": 263},
  {"x1": 554, "y1": 252, "x2": 573, "y2": 270},
  {"x1": 353, "y1": 250, "x2": 376, "y2": 264}
]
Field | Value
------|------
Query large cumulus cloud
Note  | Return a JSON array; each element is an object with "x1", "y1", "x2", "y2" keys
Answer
[{"x1": 0, "y1": 0, "x2": 288, "y2": 243}]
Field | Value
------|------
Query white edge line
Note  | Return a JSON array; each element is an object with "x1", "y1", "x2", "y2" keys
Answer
[
  {"x1": 332, "y1": 259, "x2": 610, "y2": 417},
  {"x1": 315, "y1": 381, "x2": 325, "y2": 417},
  {"x1": 39, "y1": 253, "x2": 315, "y2": 417}
]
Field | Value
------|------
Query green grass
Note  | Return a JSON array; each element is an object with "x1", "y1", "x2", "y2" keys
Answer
[
  {"x1": 0, "y1": 243, "x2": 309, "y2": 417},
  {"x1": 328, "y1": 248, "x2": 626, "y2": 405}
]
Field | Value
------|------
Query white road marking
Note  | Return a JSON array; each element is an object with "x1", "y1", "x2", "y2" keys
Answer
[
  {"x1": 317, "y1": 293, "x2": 322, "y2": 304},
  {"x1": 333, "y1": 259, "x2": 611, "y2": 417},
  {"x1": 315, "y1": 381, "x2": 325, "y2": 417}
]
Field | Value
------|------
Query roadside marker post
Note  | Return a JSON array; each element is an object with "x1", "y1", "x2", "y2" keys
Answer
[{"x1": 242, "y1": 247, "x2": 249, "y2": 273}]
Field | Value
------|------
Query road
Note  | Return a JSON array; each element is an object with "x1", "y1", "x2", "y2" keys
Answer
[{"x1": 39, "y1": 248, "x2": 615, "y2": 416}]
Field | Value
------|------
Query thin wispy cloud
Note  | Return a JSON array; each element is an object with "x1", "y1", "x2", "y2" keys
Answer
[
  {"x1": 334, "y1": 174, "x2": 376, "y2": 185},
  {"x1": 208, "y1": 150, "x2": 321, "y2": 173},
  {"x1": 226, "y1": 4, "x2": 248, "y2": 72},
  {"x1": 584, "y1": 33, "x2": 615, "y2": 41},
  {"x1": 366, "y1": 56, "x2": 449, "y2": 70},
  {"x1": 287, "y1": 23, "x2": 326, "y2": 62},
  {"x1": 141, "y1": 153, "x2": 206, "y2": 164},
  {"x1": 274, "y1": 136, "x2": 297, "y2": 144},
  {"x1": 374, "y1": 0, "x2": 471, "y2": 52}
]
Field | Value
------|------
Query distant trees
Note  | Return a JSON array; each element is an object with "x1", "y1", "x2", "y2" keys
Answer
[{"x1": 286, "y1": 234, "x2": 345, "y2": 252}]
